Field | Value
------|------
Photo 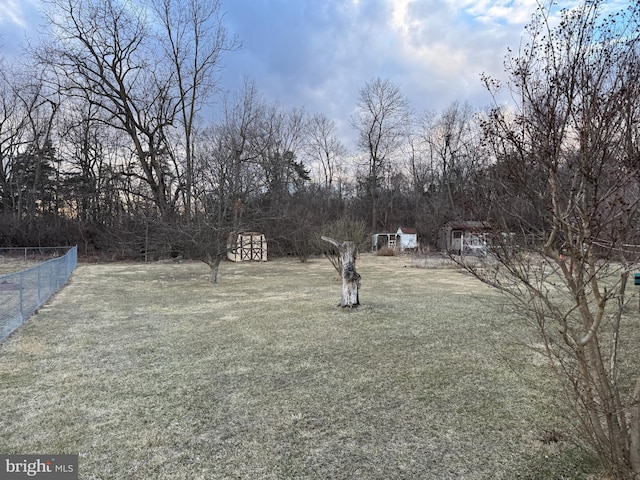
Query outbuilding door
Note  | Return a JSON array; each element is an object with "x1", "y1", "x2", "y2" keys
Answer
[{"x1": 451, "y1": 230, "x2": 463, "y2": 253}]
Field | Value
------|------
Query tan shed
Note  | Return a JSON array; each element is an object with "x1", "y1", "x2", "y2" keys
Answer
[{"x1": 227, "y1": 232, "x2": 267, "y2": 262}]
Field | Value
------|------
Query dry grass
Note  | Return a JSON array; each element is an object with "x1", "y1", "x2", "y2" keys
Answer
[
  {"x1": 0, "y1": 257, "x2": 41, "y2": 275},
  {"x1": 0, "y1": 249, "x2": 69, "y2": 275},
  {"x1": 0, "y1": 254, "x2": 603, "y2": 479}
]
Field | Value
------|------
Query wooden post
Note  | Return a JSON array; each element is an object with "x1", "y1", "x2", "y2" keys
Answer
[{"x1": 321, "y1": 236, "x2": 361, "y2": 308}]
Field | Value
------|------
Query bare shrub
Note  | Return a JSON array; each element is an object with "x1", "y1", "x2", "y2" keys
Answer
[{"x1": 375, "y1": 246, "x2": 396, "y2": 256}]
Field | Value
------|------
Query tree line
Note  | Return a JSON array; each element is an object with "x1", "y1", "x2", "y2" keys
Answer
[{"x1": 0, "y1": 0, "x2": 500, "y2": 264}]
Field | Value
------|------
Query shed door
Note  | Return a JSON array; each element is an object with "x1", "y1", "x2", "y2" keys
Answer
[{"x1": 452, "y1": 230, "x2": 463, "y2": 253}]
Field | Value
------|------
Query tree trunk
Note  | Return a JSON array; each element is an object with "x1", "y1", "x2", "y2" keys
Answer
[
  {"x1": 210, "y1": 263, "x2": 219, "y2": 284},
  {"x1": 205, "y1": 254, "x2": 223, "y2": 284},
  {"x1": 629, "y1": 376, "x2": 640, "y2": 476},
  {"x1": 321, "y1": 236, "x2": 361, "y2": 308}
]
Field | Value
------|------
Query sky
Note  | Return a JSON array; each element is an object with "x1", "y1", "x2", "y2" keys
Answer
[
  {"x1": 219, "y1": 0, "x2": 538, "y2": 128},
  {"x1": 0, "y1": 0, "x2": 624, "y2": 148}
]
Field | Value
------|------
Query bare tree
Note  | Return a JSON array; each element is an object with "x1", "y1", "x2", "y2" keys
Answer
[
  {"x1": 150, "y1": 0, "x2": 238, "y2": 218},
  {"x1": 352, "y1": 77, "x2": 411, "y2": 232},
  {"x1": 190, "y1": 81, "x2": 264, "y2": 283},
  {"x1": 421, "y1": 101, "x2": 480, "y2": 215},
  {"x1": 57, "y1": 97, "x2": 126, "y2": 233},
  {"x1": 217, "y1": 80, "x2": 264, "y2": 227},
  {"x1": 0, "y1": 61, "x2": 60, "y2": 227},
  {"x1": 304, "y1": 113, "x2": 346, "y2": 190},
  {"x1": 41, "y1": 0, "x2": 234, "y2": 221},
  {"x1": 398, "y1": 125, "x2": 443, "y2": 241},
  {"x1": 253, "y1": 103, "x2": 308, "y2": 201},
  {"x1": 190, "y1": 124, "x2": 234, "y2": 283},
  {"x1": 477, "y1": 2, "x2": 640, "y2": 478},
  {"x1": 0, "y1": 66, "x2": 29, "y2": 216},
  {"x1": 42, "y1": 0, "x2": 175, "y2": 218}
]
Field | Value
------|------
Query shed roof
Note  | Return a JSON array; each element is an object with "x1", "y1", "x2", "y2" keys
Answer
[
  {"x1": 397, "y1": 226, "x2": 417, "y2": 234},
  {"x1": 443, "y1": 221, "x2": 491, "y2": 230}
]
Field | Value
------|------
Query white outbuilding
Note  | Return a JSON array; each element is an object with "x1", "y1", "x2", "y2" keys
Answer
[
  {"x1": 372, "y1": 227, "x2": 418, "y2": 252},
  {"x1": 395, "y1": 227, "x2": 418, "y2": 251}
]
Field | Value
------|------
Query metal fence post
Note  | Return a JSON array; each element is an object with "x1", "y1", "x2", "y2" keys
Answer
[{"x1": 18, "y1": 271, "x2": 24, "y2": 323}]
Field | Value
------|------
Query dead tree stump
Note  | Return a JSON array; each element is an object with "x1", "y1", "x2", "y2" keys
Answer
[{"x1": 321, "y1": 236, "x2": 361, "y2": 308}]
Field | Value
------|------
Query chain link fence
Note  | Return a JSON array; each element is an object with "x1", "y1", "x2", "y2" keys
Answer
[{"x1": 0, "y1": 246, "x2": 77, "y2": 343}]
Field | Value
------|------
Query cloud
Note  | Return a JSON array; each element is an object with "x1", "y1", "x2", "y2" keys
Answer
[
  {"x1": 221, "y1": 0, "x2": 396, "y2": 116},
  {"x1": 4, "y1": 0, "x2": 625, "y2": 152},
  {"x1": 0, "y1": 0, "x2": 574, "y2": 147},
  {"x1": 215, "y1": 0, "x2": 545, "y2": 148},
  {"x1": 456, "y1": 0, "x2": 539, "y2": 25},
  {"x1": 366, "y1": 0, "x2": 532, "y2": 112},
  {"x1": 0, "y1": 0, "x2": 42, "y2": 54},
  {"x1": 0, "y1": 0, "x2": 39, "y2": 26}
]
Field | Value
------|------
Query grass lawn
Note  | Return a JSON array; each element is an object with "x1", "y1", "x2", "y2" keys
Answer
[{"x1": 0, "y1": 254, "x2": 603, "y2": 479}]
